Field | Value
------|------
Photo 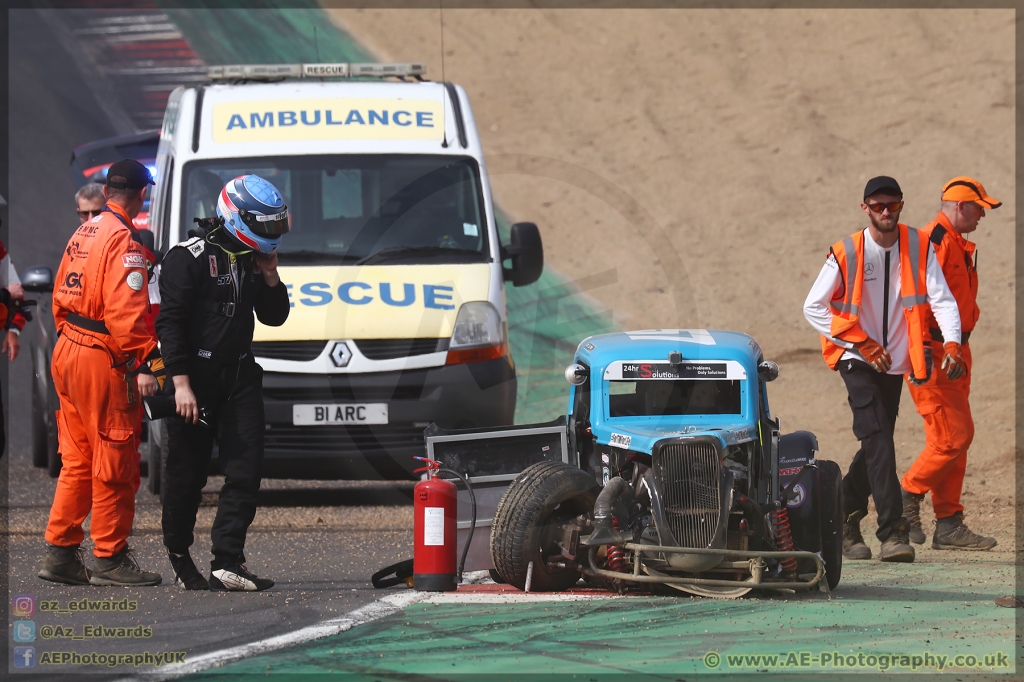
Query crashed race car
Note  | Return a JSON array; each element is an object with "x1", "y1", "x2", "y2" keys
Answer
[{"x1": 465, "y1": 329, "x2": 843, "y2": 597}]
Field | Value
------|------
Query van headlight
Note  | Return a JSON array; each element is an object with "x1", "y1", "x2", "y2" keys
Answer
[{"x1": 446, "y1": 302, "x2": 508, "y2": 365}]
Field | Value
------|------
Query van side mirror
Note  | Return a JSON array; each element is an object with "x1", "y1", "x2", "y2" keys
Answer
[
  {"x1": 20, "y1": 265, "x2": 54, "y2": 293},
  {"x1": 502, "y1": 222, "x2": 543, "y2": 287}
]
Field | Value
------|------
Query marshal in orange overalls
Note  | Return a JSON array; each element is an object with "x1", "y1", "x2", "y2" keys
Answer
[
  {"x1": 902, "y1": 179, "x2": 996, "y2": 519},
  {"x1": 45, "y1": 202, "x2": 157, "y2": 557}
]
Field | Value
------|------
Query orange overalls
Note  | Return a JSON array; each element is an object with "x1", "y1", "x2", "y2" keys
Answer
[
  {"x1": 902, "y1": 212, "x2": 977, "y2": 518},
  {"x1": 45, "y1": 202, "x2": 157, "y2": 557}
]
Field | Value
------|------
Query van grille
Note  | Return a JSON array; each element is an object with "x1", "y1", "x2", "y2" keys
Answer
[
  {"x1": 263, "y1": 384, "x2": 423, "y2": 402},
  {"x1": 264, "y1": 425, "x2": 425, "y2": 453},
  {"x1": 252, "y1": 341, "x2": 327, "y2": 362},
  {"x1": 354, "y1": 338, "x2": 448, "y2": 360},
  {"x1": 653, "y1": 441, "x2": 721, "y2": 549}
]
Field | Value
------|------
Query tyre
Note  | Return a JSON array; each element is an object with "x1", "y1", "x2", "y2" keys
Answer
[
  {"x1": 487, "y1": 569, "x2": 506, "y2": 584},
  {"x1": 817, "y1": 459, "x2": 843, "y2": 590},
  {"x1": 46, "y1": 419, "x2": 62, "y2": 479},
  {"x1": 490, "y1": 461, "x2": 599, "y2": 592},
  {"x1": 31, "y1": 346, "x2": 48, "y2": 468},
  {"x1": 147, "y1": 420, "x2": 165, "y2": 498}
]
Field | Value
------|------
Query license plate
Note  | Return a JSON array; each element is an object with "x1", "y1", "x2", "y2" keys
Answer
[{"x1": 292, "y1": 403, "x2": 388, "y2": 425}]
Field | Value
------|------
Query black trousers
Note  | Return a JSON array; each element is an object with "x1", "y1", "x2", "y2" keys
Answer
[
  {"x1": 162, "y1": 359, "x2": 264, "y2": 569},
  {"x1": 839, "y1": 358, "x2": 905, "y2": 542}
]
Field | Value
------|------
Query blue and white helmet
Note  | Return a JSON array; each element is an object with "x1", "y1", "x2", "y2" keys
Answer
[{"x1": 216, "y1": 175, "x2": 290, "y2": 254}]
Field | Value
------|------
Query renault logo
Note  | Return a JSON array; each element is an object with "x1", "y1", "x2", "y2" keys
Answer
[{"x1": 330, "y1": 341, "x2": 352, "y2": 367}]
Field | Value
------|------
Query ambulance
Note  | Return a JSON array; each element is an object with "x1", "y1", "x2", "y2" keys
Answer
[{"x1": 145, "y1": 63, "x2": 543, "y2": 488}]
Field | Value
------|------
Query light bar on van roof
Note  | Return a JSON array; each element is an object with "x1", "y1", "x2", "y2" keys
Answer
[{"x1": 207, "y1": 63, "x2": 426, "y2": 81}]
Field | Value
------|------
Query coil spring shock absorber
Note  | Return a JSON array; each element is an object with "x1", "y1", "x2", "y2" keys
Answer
[
  {"x1": 770, "y1": 508, "x2": 798, "y2": 574},
  {"x1": 606, "y1": 517, "x2": 628, "y2": 573}
]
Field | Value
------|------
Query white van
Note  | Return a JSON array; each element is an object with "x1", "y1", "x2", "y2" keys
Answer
[{"x1": 145, "y1": 63, "x2": 543, "y2": 487}]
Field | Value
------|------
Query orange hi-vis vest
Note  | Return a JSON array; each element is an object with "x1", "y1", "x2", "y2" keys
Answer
[
  {"x1": 820, "y1": 223, "x2": 934, "y2": 383},
  {"x1": 920, "y1": 212, "x2": 979, "y2": 338}
]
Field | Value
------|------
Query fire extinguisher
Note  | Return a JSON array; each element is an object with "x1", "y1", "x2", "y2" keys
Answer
[{"x1": 412, "y1": 456, "x2": 476, "y2": 592}]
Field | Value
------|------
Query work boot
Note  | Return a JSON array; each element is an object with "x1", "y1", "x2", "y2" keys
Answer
[
  {"x1": 210, "y1": 564, "x2": 274, "y2": 592},
  {"x1": 842, "y1": 510, "x2": 872, "y2": 560},
  {"x1": 879, "y1": 519, "x2": 915, "y2": 563},
  {"x1": 38, "y1": 544, "x2": 90, "y2": 586},
  {"x1": 901, "y1": 488, "x2": 926, "y2": 545},
  {"x1": 932, "y1": 512, "x2": 997, "y2": 551},
  {"x1": 168, "y1": 552, "x2": 209, "y2": 590},
  {"x1": 89, "y1": 547, "x2": 162, "y2": 586}
]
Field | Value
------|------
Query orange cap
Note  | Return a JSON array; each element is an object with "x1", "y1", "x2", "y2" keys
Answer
[{"x1": 941, "y1": 176, "x2": 1001, "y2": 208}]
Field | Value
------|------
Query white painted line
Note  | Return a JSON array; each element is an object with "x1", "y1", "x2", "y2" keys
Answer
[
  {"x1": 116, "y1": 590, "x2": 425, "y2": 681},
  {"x1": 422, "y1": 593, "x2": 619, "y2": 604}
]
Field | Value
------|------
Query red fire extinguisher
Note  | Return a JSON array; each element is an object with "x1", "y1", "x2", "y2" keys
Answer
[{"x1": 413, "y1": 457, "x2": 459, "y2": 591}]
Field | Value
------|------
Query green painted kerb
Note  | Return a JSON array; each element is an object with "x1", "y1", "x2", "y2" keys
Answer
[
  {"x1": 186, "y1": 558, "x2": 1016, "y2": 680},
  {"x1": 159, "y1": 5, "x2": 617, "y2": 425}
]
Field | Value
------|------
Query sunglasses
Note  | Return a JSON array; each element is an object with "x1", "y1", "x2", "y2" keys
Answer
[
  {"x1": 866, "y1": 201, "x2": 903, "y2": 214},
  {"x1": 77, "y1": 209, "x2": 103, "y2": 220}
]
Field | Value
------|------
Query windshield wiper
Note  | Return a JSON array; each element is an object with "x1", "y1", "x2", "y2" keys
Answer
[{"x1": 354, "y1": 246, "x2": 483, "y2": 265}]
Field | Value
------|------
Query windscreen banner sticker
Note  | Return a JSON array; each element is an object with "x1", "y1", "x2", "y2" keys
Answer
[
  {"x1": 212, "y1": 98, "x2": 445, "y2": 143},
  {"x1": 253, "y1": 263, "x2": 491, "y2": 342},
  {"x1": 603, "y1": 360, "x2": 747, "y2": 380}
]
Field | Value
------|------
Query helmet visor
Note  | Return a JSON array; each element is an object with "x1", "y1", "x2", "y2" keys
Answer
[{"x1": 241, "y1": 208, "x2": 290, "y2": 237}]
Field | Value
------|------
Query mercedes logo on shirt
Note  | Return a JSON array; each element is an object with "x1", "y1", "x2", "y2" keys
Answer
[{"x1": 865, "y1": 263, "x2": 874, "y2": 275}]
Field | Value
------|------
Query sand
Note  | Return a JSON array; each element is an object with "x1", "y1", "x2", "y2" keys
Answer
[{"x1": 325, "y1": 7, "x2": 1016, "y2": 536}]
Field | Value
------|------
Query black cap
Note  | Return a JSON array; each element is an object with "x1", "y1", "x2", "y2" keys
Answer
[
  {"x1": 106, "y1": 159, "x2": 155, "y2": 190},
  {"x1": 863, "y1": 175, "x2": 902, "y2": 200}
]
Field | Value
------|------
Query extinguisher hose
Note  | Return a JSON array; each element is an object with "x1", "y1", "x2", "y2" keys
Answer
[{"x1": 437, "y1": 467, "x2": 476, "y2": 583}]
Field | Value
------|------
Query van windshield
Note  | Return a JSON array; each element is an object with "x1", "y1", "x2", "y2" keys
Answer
[{"x1": 180, "y1": 155, "x2": 488, "y2": 265}]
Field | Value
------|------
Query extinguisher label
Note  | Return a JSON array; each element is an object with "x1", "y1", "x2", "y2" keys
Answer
[{"x1": 424, "y1": 507, "x2": 445, "y2": 546}]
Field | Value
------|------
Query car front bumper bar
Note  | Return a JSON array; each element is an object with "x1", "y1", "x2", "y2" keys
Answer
[{"x1": 581, "y1": 543, "x2": 826, "y2": 591}]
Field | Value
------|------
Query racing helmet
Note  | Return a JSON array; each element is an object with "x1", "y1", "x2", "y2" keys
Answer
[{"x1": 216, "y1": 175, "x2": 290, "y2": 253}]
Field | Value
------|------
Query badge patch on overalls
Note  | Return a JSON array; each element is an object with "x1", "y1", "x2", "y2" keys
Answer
[
  {"x1": 126, "y1": 272, "x2": 144, "y2": 291},
  {"x1": 209, "y1": 255, "x2": 218, "y2": 277}
]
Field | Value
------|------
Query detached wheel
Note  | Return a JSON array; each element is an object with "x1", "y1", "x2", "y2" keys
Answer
[
  {"x1": 818, "y1": 459, "x2": 843, "y2": 590},
  {"x1": 490, "y1": 461, "x2": 599, "y2": 592},
  {"x1": 147, "y1": 421, "x2": 166, "y2": 498},
  {"x1": 46, "y1": 426, "x2": 62, "y2": 479},
  {"x1": 31, "y1": 345, "x2": 56, "y2": 469},
  {"x1": 31, "y1": 358, "x2": 48, "y2": 468}
]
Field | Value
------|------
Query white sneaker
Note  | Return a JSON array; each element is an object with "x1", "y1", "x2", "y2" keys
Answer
[{"x1": 209, "y1": 565, "x2": 274, "y2": 592}]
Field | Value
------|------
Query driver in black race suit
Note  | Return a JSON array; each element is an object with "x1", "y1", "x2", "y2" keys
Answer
[{"x1": 156, "y1": 174, "x2": 290, "y2": 591}]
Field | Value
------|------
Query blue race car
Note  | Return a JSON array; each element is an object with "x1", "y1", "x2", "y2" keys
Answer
[{"x1": 471, "y1": 329, "x2": 843, "y2": 597}]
